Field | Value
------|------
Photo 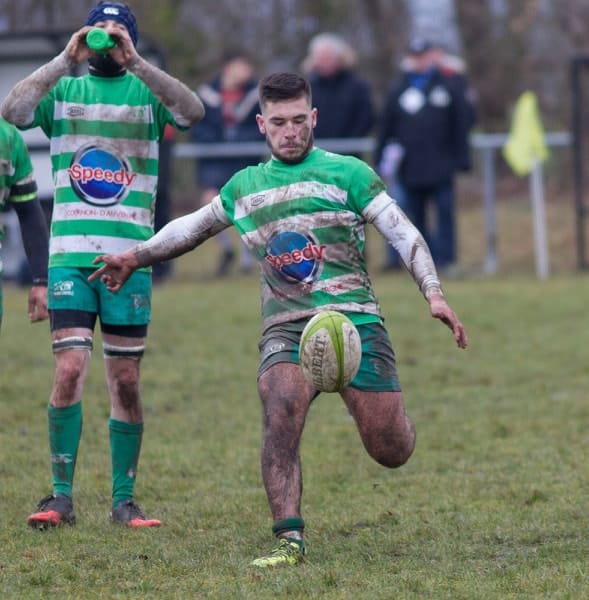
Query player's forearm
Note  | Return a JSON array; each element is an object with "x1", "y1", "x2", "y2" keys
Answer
[
  {"x1": 0, "y1": 52, "x2": 73, "y2": 126},
  {"x1": 365, "y1": 192, "x2": 443, "y2": 299},
  {"x1": 127, "y1": 56, "x2": 204, "y2": 127},
  {"x1": 134, "y1": 198, "x2": 230, "y2": 267},
  {"x1": 13, "y1": 197, "x2": 49, "y2": 281}
]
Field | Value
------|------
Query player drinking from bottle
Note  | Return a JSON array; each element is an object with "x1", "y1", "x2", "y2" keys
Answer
[
  {"x1": 90, "y1": 72, "x2": 467, "y2": 564},
  {"x1": 1, "y1": 1, "x2": 204, "y2": 529}
]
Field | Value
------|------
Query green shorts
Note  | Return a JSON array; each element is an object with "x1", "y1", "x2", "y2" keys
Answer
[
  {"x1": 48, "y1": 266, "x2": 151, "y2": 326},
  {"x1": 258, "y1": 319, "x2": 402, "y2": 392}
]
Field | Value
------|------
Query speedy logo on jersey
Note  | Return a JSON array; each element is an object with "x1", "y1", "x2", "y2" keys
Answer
[
  {"x1": 265, "y1": 231, "x2": 326, "y2": 284},
  {"x1": 68, "y1": 143, "x2": 136, "y2": 207}
]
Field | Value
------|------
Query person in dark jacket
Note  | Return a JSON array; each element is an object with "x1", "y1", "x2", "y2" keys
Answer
[
  {"x1": 376, "y1": 38, "x2": 476, "y2": 273},
  {"x1": 192, "y1": 51, "x2": 263, "y2": 276},
  {"x1": 303, "y1": 33, "x2": 375, "y2": 143}
]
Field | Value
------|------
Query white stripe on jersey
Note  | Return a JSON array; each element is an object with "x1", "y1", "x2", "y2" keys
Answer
[
  {"x1": 234, "y1": 181, "x2": 348, "y2": 220},
  {"x1": 49, "y1": 235, "x2": 141, "y2": 256},
  {"x1": 311, "y1": 272, "x2": 368, "y2": 295},
  {"x1": 261, "y1": 302, "x2": 381, "y2": 331},
  {"x1": 54, "y1": 168, "x2": 157, "y2": 196},
  {"x1": 242, "y1": 210, "x2": 361, "y2": 246},
  {"x1": 54, "y1": 101, "x2": 154, "y2": 125},
  {"x1": 52, "y1": 202, "x2": 152, "y2": 228},
  {"x1": 50, "y1": 134, "x2": 159, "y2": 161}
]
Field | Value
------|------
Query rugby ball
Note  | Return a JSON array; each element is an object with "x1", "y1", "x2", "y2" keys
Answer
[{"x1": 299, "y1": 311, "x2": 361, "y2": 392}]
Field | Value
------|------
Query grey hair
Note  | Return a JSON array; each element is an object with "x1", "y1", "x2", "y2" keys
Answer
[{"x1": 304, "y1": 32, "x2": 357, "y2": 70}]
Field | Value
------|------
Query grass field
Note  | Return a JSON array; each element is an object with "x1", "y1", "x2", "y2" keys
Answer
[{"x1": 0, "y1": 195, "x2": 588, "y2": 599}]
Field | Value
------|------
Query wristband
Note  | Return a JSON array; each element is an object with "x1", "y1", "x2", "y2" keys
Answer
[{"x1": 32, "y1": 277, "x2": 48, "y2": 287}]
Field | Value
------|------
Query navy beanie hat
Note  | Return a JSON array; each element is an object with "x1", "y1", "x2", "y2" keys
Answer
[{"x1": 86, "y1": 2, "x2": 138, "y2": 46}]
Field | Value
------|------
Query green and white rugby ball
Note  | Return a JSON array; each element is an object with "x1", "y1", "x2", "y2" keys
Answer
[{"x1": 299, "y1": 310, "x2": 361, "y2": 392}]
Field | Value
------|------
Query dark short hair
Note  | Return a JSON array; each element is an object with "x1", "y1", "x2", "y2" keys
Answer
[
  {"x1": 221, "y1": 48, "x2": 253, "y2": 66},
  {"x1": 258, "y1": 72, "x2": 311, "y2": 106}
]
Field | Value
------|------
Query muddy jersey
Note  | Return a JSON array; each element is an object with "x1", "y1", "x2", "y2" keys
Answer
[
  {"x1": 26, "y1": 71, "x2": 178, "y2": 268},
  {"x1": 218, "y1": 147, "x2": 387, "y2": 331},
  {"x1": 0, "y1": 119, "x2": 37, "y2": 238}
]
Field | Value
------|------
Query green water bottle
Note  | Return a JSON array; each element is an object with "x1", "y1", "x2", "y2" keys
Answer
[{"x1": 86, "y1": 28, "x2": 115, "y2": 52}]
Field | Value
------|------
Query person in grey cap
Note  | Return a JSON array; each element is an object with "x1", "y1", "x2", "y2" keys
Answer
[
  {"x1": 375, "y1": 37, "x2": 476, "y2": 274},
  {"x1": 1, "y1": 1, "x2": 205, "y2": 529}
]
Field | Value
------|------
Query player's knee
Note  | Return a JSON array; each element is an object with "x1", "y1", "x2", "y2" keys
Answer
[
  {"x1": 56, "y1": 360, "x2": 84, "y2": 385},
  {"x1": 260, "y1": 385, "x2": 303, "y2": 421},
  {"x1": 366, "y1": 422, "x2": 416, "y2": 469},
  {"x1": 53, "y1": 358, "x2": 87, "y2": 400},
  {"x1": 114, "y1": 368, "x2": 140, "y2": 410},
  {"x1": 53, "y1": 339, "x2": 92, "y2": 381},
  {"x1": 261, "y1": 395, "x2": 308, "y2": 448},
  {"x1": 263, "y1": 404, "x2": 298, "y2": 435},
  {"x1": 371, "y1": 442, "x2": 414, "y2": 469}
]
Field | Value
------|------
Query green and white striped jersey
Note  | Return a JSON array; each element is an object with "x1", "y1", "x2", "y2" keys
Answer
[
  {"x1": 0, "y1": 118, "x2": 37, "y2": 241},
  {"x1": 27, "y1": 71, "x2": 177, "y2": 268},
  {"x1": 219, "y1": 147, "x2": 387, "y2": 331}
]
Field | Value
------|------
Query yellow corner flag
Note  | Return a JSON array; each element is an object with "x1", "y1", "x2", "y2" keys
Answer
[{"x1": 503, "y1": 91, "x2": 549, "y2": 176}]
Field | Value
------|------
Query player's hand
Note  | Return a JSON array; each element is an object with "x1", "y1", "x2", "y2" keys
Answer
[
  {"x1": 28, "y1": 285, "x2": 49, "y2": 323},
  {"x1": 428, "y1": 293, "x2": 468, "y2": 349},
  {"x1": 64, "y1": 26, "x2": 94, "y2": 64},
  {"x1": 89, "y1": 252, "x2": 138, "y2": 293},
  {"x1": 68, "y1": 25, "x2": 137, "y2": 69},
  {"x1": 101, "y1": 25, "x2": 138, "y2": 68}
]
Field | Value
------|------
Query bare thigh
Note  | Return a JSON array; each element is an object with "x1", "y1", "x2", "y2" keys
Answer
[{"x1": 340, "y1": 387, "x2": 416, "y2": 468}]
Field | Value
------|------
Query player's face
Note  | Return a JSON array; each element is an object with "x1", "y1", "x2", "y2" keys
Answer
[{"x1": 256, "y1": 97, "x2": 317, "y2": 164}]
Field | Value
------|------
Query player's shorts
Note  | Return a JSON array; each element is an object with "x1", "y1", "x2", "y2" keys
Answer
[
  {"x1": 258, "y1": 319, "x2": 402, "y2": 392},
  {"x1": 48, "y1": 266, "x2": 151, "y2": 327}
]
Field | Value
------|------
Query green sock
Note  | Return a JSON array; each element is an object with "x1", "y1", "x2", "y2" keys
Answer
[
  {"x1": 48, "y1": 403, "x2": 82, "y2": 498},
  {"x1": 109, "y1": 418, "x2": 143, "y2": 508},
  {"x1": 272, "y1": 517, "x2": 305, "y2": 546}
]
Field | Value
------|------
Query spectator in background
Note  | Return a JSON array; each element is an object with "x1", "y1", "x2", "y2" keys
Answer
[
  {"x1": 376, "y1": 37, "x2": 476, "y2": 274},
  {"x1": 303, "y1": 33, "x2": 375, "y2": 144},
  {"x1": 192, "y1": 51, "x2": 263, "y2": 276}
]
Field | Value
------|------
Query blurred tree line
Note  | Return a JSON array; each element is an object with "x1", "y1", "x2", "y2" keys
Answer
[{"x1": 1, "y1": 0, "x2": 589, "y2": 132}]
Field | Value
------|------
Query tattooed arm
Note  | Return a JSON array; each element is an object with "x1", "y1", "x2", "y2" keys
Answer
[
  {"x1": 1, "y1": 25, "x2": 204, "y2": 128},
  {"x1": 0, "y1": 52, "x2": 75, "y2": 126},
  {"x1": 126, "y1": 57, "x2": 205, "y2": 127}
]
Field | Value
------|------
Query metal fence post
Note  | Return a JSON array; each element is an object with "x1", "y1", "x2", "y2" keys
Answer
[{"x1": 481, "y1": 144, "x2": 498, "y2": 274}]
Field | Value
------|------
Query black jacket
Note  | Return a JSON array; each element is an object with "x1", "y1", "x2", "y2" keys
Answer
[
  {"x1": 376, "y1": 68, "x2": 474, "y2": 188},
  {"x1": 309, "y1": 69, "x2": 375, "y2": 139}
]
